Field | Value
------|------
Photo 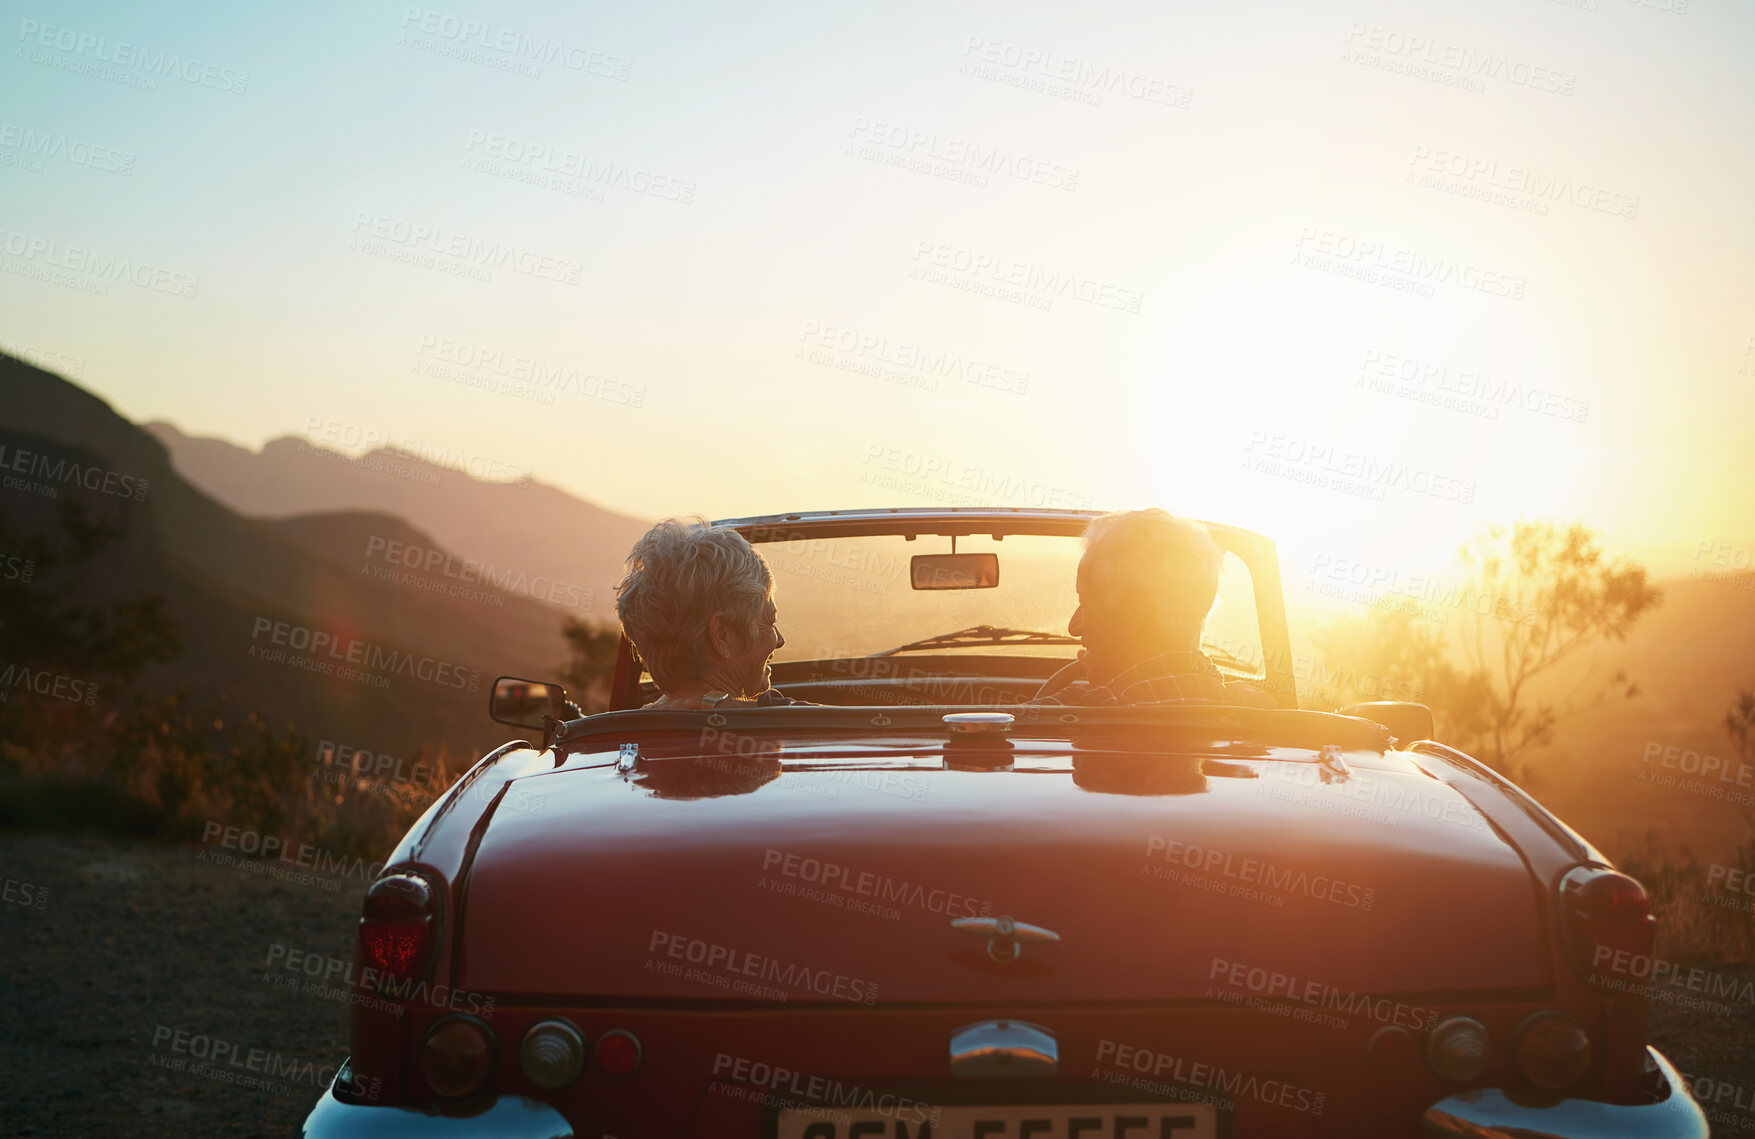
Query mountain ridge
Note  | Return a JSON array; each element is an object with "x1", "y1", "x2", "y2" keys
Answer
[{"x1": 144, "y1": 420, "x2": 650, "y2": 624}]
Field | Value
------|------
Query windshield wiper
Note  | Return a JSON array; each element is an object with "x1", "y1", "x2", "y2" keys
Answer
[{"x1": 871, "y1": 625, "x2": 1081, "y2": 657}]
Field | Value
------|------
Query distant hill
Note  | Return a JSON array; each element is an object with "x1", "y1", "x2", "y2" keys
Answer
[
  {"x1": 0, "y1": 355, "x2": 577, "y2": 759},
  {"x1": 144, "y1": 422, "x2": 649, "y2": 623}
]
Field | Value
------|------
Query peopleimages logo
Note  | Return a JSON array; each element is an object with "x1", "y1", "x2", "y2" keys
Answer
[
  {"x1": 248, "y1": 617, "x2": 482, "y2": 692},
  {"x1": 349, "y1": 212, "x2": 585, "y2": 286},
  {"x1": 0, "y1": 442, "x2": 150, "y2": 500},
  {"x1": 1590, "y1": 945, "x2": 1755, "y2": 1009},
  {"x1": 199, "y1": 822, "x2": 385, "y2": 882},
  {"x1": 1094, "y1": 1039, "x2": 1326, "y2": 1116},
  {"x1": 0, "y1": 662, "x2": 99, "y2": 706},
  {"x1": 1206, "y1": 958, "x2": 1440, "y2": 1033},
  {"x1": 362, "y1": 535, "x2": 595, "y2": 613},
  {"x1": 0, "y1": 229, "x2": 199, "y2": 299},
  {"x1": 15, "y1": 20, "x2": 251, "y2": 93},
  {"x1": 1293, "y1": 227, "x2": 1525, "y2": 300},
  {"x1": 264, "y1": 943, "x2": 496, "y2": 1017},
  {"x1": 760, "y1": 848, "x2": 992, "y2": 920},
  {"x1": 1144, "y1": 837, "x2": 1377, "y2": 910},
  {"x1": 1635, "y1": 737, "x2": 1747, "y2": 789},
  {"x1": 710, "y1": 1052, "x2": 940, "y2": 1128},
  {"x1": 0, "y1": 122, "x2": 136, "y2": 174},
  {"x1": 646, "y1": 930, "x2": 881, "y2": 1005},
  {"x1": 397, "y1": 7, "x2": 630, "y2": 80}
]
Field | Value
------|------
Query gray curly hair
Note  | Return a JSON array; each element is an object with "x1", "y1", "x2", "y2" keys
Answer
[
  {"x1": 614, "y1": 517, "x2": 774, "y2": 689},
  {"x1": 1082, "y1": 509, "x2": 1224, "y2": 642}
]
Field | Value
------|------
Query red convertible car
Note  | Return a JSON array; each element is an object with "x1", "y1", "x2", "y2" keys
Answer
[{"x1": 300, "y1": 508, "x2": 1708, "y2": 1138}]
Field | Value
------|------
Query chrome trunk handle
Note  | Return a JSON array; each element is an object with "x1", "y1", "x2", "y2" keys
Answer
[{"x1": 949, "y1": 1020, "x2": 1058, "y2": 1079}]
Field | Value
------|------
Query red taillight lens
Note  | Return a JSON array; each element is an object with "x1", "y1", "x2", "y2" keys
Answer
[
  {"x1": 362, "y1": 921, "x2": 426, "y2": 974},
  {"x1": 359, "y1": 873, "x2": 435, "y2": 991},
  {"x1": 1558, "y1": 866, "x2": 1654, "y2": 991},
  {"x1": 421, "y1": 1014, "x2": 495, "y2": 1097},
  {"x1": 1512, "y1": 1011, "x2": 1593, "y2": 1090},
  {"x1": 596, "y1": 1029, "x2": 642, "y2": 1077}
]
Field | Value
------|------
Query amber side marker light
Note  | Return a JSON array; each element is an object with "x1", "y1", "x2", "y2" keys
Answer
[
  {"x1": 1558, "y1": 866, "x2": 1653, "y2": 992},
  {"x1": 422, "y1": 1014, "x2": 496, "y2": 1098},
  {"x1": 359, "y1": 873, "x2": 436, "y2": 990},
  {"x1": 597, "y1": 1029, "x2": 642, "y2": 1077},
  {"x1": 1511, "y1": 1012, "x2": 1592, "y2": 1091}
]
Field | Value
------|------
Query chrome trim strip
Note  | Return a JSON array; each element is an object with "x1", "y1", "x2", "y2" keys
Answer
[{"x1": 1420, "y1": 1047, "x2": 1708, "y2": 1139}]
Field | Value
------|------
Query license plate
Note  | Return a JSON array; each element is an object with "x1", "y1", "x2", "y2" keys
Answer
[{"x1": 777, "y1": 1102, "x2": 1218, "y2": 1138}]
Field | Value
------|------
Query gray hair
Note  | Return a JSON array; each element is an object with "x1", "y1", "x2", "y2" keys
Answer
[
  {"x1": 614, "y1": 517, "x2": 773, "y2": 688},
  {"x1": 1082, "y1": 509, "x2": 1224, "y2": 640}
]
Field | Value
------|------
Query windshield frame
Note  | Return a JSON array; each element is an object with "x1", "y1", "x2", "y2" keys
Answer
[{"x1": 605, "y1": 508, "x2": 1297, "y2": 710}]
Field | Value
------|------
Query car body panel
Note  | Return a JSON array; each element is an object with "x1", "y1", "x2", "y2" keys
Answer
[{"x1": 460, "y1": 742, "x2": 1545, "y2": 1002}]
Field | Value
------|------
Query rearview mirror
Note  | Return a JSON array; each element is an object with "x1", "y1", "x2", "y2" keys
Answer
[
  {"x1": 911, "y1": 553, "x2": 1000, "y2": 590},
  {"x1": 489, "y1": 676, "x2": 571, "y2": 731}
]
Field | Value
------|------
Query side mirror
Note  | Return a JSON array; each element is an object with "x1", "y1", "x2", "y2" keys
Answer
[
  {"x1": 489, "y1": 676, "x2": 572, "y2": 731},
  {"x1": 1340, "y1": 701, "x2": 1435, "y2": 748}
]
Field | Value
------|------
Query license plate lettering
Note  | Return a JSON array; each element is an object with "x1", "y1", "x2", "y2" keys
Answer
[{"x1": 780, "y1": 1103, "x2": 1217, "y2": 1139}]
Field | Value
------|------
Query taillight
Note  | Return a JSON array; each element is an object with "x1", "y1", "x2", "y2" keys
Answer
[
  {"x1": 422, "y1": 1014, "x2": 495, "y2": 1097},
  {"x1": 597, "y1": 1029, "x2": 642, "y2": 1077},
  {"x1": 1511, "y1": 1011, "x2": 1592, "y2": 1090},
  {"x1": 359, "y1": 872, "x2": 436, "y2": 993},
  {"x1": 1558, "y1": 866, "x2": 1654, "y2": 991}
]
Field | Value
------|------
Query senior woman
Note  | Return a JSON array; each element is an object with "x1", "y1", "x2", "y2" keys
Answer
[{"x1": 614, "y1": 517, "x2": 805, "y2": 709}]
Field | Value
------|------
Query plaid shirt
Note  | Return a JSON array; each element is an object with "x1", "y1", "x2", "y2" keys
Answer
[{"x1": 1030, "y1": 650, "x2": 1276, "y2": 709}]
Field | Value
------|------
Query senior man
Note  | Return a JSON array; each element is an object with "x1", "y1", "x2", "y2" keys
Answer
[
  {"x1": 615, "y1": 517, "x2": 808, "y2": 709},
  {"x1": 1033, "y1": 509, "x2": 1275, "y2": 708}
]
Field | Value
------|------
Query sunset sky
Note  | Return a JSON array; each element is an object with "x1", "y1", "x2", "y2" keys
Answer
[{"x1": 4, "y1": 0, "x2": 1752, "y2": 587}]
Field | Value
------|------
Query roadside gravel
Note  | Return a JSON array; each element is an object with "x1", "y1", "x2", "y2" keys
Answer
[{"x1": 1, "y1": 832, "x2": 364, "y2": 1138}]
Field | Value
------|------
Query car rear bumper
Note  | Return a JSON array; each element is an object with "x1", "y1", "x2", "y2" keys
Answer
[
  {"x1": 1422, "y1": 1047, "x2": 1708, "y2": 1139},
  {"x1": 300, "y1": 1071, "x2": 574, "y2": 1139},
  {"x1": 302, "y1": 1047, "x2": 1706, "y2": 1138}
]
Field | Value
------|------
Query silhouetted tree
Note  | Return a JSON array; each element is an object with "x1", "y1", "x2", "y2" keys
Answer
[
  {"x1": 1316, "y1": 520, "x2": 1660, "y2": 781},
  {"x1": 1457, "y1": 521, "x2": 1659, "y2": 778},
  {"x1": 1314, "y1": 608, "x2": 1494, "y2": 751}
]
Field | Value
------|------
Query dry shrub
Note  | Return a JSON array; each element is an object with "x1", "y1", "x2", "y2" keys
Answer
[{"x1": 1615, "y1": 830, "x2": 1755, "y2": 966}]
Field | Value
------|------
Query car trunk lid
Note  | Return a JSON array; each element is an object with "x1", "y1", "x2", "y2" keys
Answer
[{"x1": 459, "y1": 746, "x2": 1544, "y2": 1002}]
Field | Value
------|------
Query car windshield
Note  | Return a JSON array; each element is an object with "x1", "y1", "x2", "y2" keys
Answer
[{"x1": 749, "y1": 529, "x2": 1266, "y2": 679}]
